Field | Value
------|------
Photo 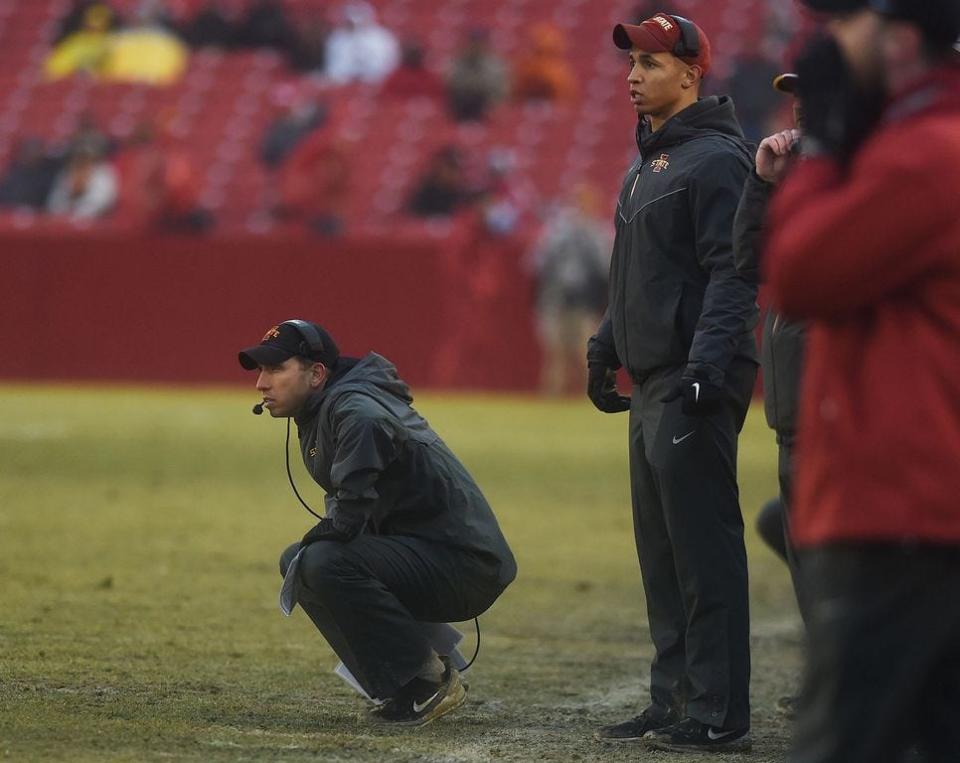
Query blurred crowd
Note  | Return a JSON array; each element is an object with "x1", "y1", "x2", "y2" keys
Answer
[
  {"x1": 0, "y1": 0, "x2": 802, "y2": 232},
  {"x1": 0, "y1": 0, "x2": 806, "y2": 392},
  {"x1": 0, "y1": 0, "x2": 594, "y2": 231}
]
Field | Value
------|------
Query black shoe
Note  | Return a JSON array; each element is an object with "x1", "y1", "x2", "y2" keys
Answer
[
  {"x1": 373, "y1": 657, "x2": 467, "y2": 727},
  {"x1": 644, "y1": 716, "x2": 752, "y2": 753},
  {"x1": 594, "y1": 704, "x2": 680, "y2": 742}
]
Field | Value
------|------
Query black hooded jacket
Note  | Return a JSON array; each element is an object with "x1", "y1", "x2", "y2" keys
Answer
[
  {"x1": 589, "y1": 96, "x2": 759, "y2": 386},
  {"x1": 293, "y1": 353, "x2": 517, "y2": 586},
  {"x1": 733, "y1": 169, "x2": 806, "y2": 439}
]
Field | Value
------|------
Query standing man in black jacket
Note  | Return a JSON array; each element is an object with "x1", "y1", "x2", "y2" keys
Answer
[
  {"x1": 588, "y1": 12, "x2": 758, "y2": 754},
  {"x1": 734, "y1": 72, "x2": 809, "y2": 632},
  {"x1": 239, "y1": 320, "x2": 517, "y2": 727}
]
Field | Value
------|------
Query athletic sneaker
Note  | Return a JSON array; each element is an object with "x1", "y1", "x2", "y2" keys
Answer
[
  {"x1": 594, "y1": 704, "x2": 680, "y2": 742},
  {"x1": 643, "y1": 716, "x2": 752, "y2": 753},
  {"x1": 373, "y1": 657, "x2": 466, "y2": 727}
]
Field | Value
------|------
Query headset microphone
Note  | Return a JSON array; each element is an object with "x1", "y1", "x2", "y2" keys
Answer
[{"x1": 252, "y1": 402, "x2": 265, "y2": 415}]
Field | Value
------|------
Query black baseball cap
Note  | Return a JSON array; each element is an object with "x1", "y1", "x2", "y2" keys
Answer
[
  {"x1": 801, "y1": 0, "x2": 960, "y2": 47},
  {"x1": 870, "y1": 0, "x2": 960, "y2": 47},
  {"x1": 238, "y1": 320, "x2": 339, "y2": 370}
]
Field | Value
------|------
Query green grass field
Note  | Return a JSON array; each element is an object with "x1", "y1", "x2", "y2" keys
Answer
[{"x1": 0, "y1": 386, "x2": 800, "y2": 762}]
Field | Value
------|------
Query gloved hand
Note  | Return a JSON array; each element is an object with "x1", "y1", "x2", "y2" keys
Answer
[
  {"x1": 587, "y1": 362, "x2": 631, "y2": 413},
  {"x1": 794, "y1": 35, "x2": 885, "y2": 163},
  {"x1": 299, "y1": 517, "x2": 358, "y2": 548},
  {"x1": 661, "y1": 374, "x2": 725, "y2": 417}
]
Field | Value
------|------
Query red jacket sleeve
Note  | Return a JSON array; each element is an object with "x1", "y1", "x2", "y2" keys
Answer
[{"x1": 764, "y1": 129, "x2": 958, "y2": 319}]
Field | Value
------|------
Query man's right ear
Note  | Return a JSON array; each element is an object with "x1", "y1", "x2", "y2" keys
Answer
[
  {"x1": 681, "y1": 63, "x2": 703, "y2": 90},
  {"x1": 310, "y1": 363, "x2": 328, "y2": 388}
]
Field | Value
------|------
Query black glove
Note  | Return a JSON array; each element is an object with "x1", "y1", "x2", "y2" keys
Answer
[
  {"x1": 661, "y1": 374, "x2": 725, "y2": 417},
  {"x1": 794, "y1": 35, "x2": 885, "y2": 163},
  {"x1": 299, "y1": 517, "x2": 358, "y2": 549},
  {"x1": 587, "y1": 362, "x2": 631, "y2": 413}
]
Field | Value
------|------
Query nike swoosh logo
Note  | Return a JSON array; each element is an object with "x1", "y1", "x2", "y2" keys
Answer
[
  {"x1": 707, "y1": 728, "x2": 739, "y2": 741},
  {"x1": 672, "y1": 431, "x2": 695, "y2": 445},
  {"x1": 412, "y1": 690, "x2": 441, "y2": 713},
  {"x1": 692, "y1": 382, "x2": 701, "y2": 402}
]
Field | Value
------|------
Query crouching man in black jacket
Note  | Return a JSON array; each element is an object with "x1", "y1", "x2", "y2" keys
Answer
[
  {"x1": 239, "y1": 320, "x2": 517, "y2": 727},
  {"x1": 588, "y1": 12, "x2": 758, "y2": 754}
]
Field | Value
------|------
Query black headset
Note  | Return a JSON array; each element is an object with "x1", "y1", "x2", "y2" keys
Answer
[
  {"x1": 281, "y1": 319, "x2": 326, "y2": 359},
  {"x1": 669, "y1": 14, "x2": 701, "y2": 59}
]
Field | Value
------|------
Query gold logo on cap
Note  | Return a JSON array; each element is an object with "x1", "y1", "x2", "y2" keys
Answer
[{"x1": 262, "y1": 325, "x2": 281, "y2": 341}]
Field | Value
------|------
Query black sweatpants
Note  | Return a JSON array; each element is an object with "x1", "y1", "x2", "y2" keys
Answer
[
  {"x1": 279, "y1": 535, "x2": 505, "y2": 700},
  {"x1": 791, "y1": 544, "x2": 960, "y2": 763},
  {"x1": 629, "y1": 359, "x2": 756, "y2": 731}
]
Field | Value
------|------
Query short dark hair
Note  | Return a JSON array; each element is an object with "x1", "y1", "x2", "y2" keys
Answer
[{"x1": 294, "y1": 356, "x2": 319, "y2": 370}]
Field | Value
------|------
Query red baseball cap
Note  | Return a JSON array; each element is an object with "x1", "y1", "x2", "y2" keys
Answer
[{"x1": 613, "y1": 13, "x2": 712, "y2": 76}]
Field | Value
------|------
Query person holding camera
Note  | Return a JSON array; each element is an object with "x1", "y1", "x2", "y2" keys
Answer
[{"x1": 765, "y1": 2, "x2": 960, "y2": 760}]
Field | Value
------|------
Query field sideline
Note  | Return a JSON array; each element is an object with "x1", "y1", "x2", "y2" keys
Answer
[{"x1": 0, "y1": 385, "x2": 799, "y2": 762}]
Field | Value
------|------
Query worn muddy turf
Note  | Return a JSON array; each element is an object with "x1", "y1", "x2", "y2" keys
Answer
[{"x1": 0, "y1": 386, "x2": 799, "y2": 762}]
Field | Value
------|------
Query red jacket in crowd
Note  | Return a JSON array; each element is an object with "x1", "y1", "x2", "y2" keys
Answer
[{"x1": 765, "y1": 64, "x2": 960, "y2": 548}]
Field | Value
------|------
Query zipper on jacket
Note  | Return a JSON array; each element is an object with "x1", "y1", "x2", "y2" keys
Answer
[{"x1": 620, "y1": 155, "x2": 643, "y2": 374}]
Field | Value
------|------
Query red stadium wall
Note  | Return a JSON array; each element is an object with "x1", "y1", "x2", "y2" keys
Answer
[{"x1": 2, "y1": 228, "x2": 542, "y2": 390}]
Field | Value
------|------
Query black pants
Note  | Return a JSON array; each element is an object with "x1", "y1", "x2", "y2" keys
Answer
[
  {"x1": 279, "y1": 535, "x2": 505, "y2": 700},
  {"x1": 628, "y1": 359, "x2": 756, "y2": 731},
  {"x1": 791, "y1": 544, "x2": 960, "y2": 763},
  {"x1": 777, "y1": 435, "x2": 810, "y2": 626}
]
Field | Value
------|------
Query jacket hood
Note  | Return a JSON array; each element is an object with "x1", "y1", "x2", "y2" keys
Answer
[
  {"x1": 637, "y1": 95, "x2": 746, "y2": 154},
  {"x1": 296, "y1": 353, "x2": 412, "y2": 424}
]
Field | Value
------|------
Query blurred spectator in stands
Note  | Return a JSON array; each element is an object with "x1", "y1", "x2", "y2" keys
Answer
[
  {"x1": 445, "y1": 28, "x2": 509, "y2": 122},
  {"x1": 101, "y1": 0, "x2": 188, "y2": 85},
  {"x1": 512, "y1": 23, "x2": 577, "y2": 103},
  {"x1": 183, "y1": 1, "x2": 235, "y2": 49},
  {"x1": 288, "y1": 14, "x2": 330, "y2": 74},
  {"x1": 528, "y1": 184, "x2": 611, "y2": 395},
  {"x1": 115, "y1": 121, "x2": 212, "y2": 233},
  {"x1": 68, "y1": 112, "x2": 115, "y2": 159},
  {"x1": 0, "y1": 138, "x2": 64, "y2": 211},
  {"x1": 47, "y1": 145, "x2": 118, "y2": 221},
  {"x1": 260, "y1": 84, "x2": 329, "y2": 168},
  {"x1": 476, "y1": 148, "x2": 530, "y2": 237},
  {"x1": 132, "y1": 0, "x2": 178, "y2": 33},
  {"x1": 275, "y1": 132, "x2": 349, "y2": 236},
  {"x1": 45, "y1": 3, "x2": 113, "y2": 80},
  {"x1": 728, "y1": 55, "x2": 782, "y2": 142},
  {"x1": 234, "y1": 0, "x2": 295, "y2": 52},
  {"x1": 52, "y1": 0, "x2": 122, "y2": 44},
  {"x1": 381, "y1": 40, "x2": 443, "y2": 99},
  {"x1": 324, "y1": 1, "x2": 400, "y2": 84},
  {"x1": 406, "y1": 145, "x2": 474, "y2": 218}
]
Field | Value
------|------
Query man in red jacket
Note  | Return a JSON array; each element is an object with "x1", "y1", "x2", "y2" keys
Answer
[{"x1": 764, "y1": 1, "x2": 960, "y2": 762}]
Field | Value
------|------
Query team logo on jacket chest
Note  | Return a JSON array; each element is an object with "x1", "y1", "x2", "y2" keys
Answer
[{"x1": 651, "y1": 153, "x2": 670, "y2": 173}]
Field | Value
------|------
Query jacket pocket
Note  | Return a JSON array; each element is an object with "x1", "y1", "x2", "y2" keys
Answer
[
  {"x1": 623, "y1": 278, "x2": 684, "y2": 370},
  {"x1": 673, "y1": 282, "x2": 702, "y2": 351}
]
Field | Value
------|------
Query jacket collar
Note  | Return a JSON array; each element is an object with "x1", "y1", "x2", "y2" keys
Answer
[{"x1": 294, "y1": 356, "x2": 360, "y2": 427}]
